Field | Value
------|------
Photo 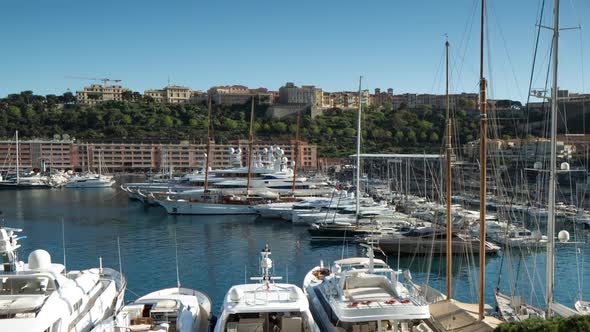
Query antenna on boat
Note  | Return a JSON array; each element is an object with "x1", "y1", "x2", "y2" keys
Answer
[
  {"x1": 61, "y1": 218, "x2": 67, "y2": 272},
  {"x1": 286, "y1": 264, "x2": 289, "y2": 284},
  {"x1": 359, "y1": 243, "x2": 374, "y2": 273},
  {"x1": 174, "y1": 227, "x2": 181, "y2": 289}
]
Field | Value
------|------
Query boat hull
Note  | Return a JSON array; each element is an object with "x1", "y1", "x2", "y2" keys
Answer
[{"x1": 157, "y1": 199, "x2": 257, "y2": 215}]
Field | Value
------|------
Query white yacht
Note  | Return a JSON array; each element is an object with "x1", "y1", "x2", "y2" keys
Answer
[
  {"x1": 66, "y1": 174, "x2": 115, "y2": 188},
  {"x1": 155, "y1": 194, "x2": 260, "y2": 215},
  {"x1": 96, "y1": 287, "x2": 212, "y2": 332},
  {"x1": 303, "y1": 245, "x2": 430, "y2": 331},
  {"x1": 214, "y1": 245, "x2": 320, "y2": 332},
  {"x1": 575, "y1": 300, "x2": 590, "y2": 315},
  {"x1": 0, "y1": 226, "x2": 126, "y2": 332},
  {"x1": 494, "y1": 290, "x2": 545, "y2": 321}
]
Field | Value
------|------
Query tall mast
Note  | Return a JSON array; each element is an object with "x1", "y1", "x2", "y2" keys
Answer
[
  {"x1": 546, "y1": 0, "x2": 559, "y2": 317},
  {"x1": 246, "y1": 97, "x2": 255, "y2": 196},
  {"x1": 204, "y1": 96, "x2": 213, "y2": 193},
  {"x1": 356, "y1": 76, "x2": 363, "y2": 223},
  {"x1": 478, "y1": 0, "x2": 488, "y2": 320},
  {"x1": 445, "y1": 37, "x2": 453, "y2": 301},
  {"x1": 15, "y1": 130, "x2": 19, "y2": 184},
  {"x1": 291, "y1": 110, "x2": 301, "y2": 195},
  {"x1": 98, "y1": 150, "x2": 102, "y2": 176}
]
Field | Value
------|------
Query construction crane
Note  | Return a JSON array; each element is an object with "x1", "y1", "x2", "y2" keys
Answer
[{"x1": 66, "y1": 76, "x2": 122, "y2": 88}]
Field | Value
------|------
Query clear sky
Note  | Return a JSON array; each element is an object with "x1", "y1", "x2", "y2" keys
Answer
[{"x1": 1, "y1": 0, "x2": 588, "y2": 102}]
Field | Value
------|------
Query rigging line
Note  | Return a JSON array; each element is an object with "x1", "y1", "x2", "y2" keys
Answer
[
  {"x1": 454, "y1": 0, "x2": 479, "y2": 93},
  {"x1": 488, "y1": 0, "x2": 525, "y2": 101},
  {"x1": 525, "y1": 0, "x2": 547, "y2": 137},
  {"x1": 429, "y1": 46, "x2": 447, "y2": 95}
]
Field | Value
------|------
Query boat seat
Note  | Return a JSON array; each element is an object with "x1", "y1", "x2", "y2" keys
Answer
[
  {"x1": 132, "y1": 317, "x2": 154, "y2": 326},
  {"x1": 347, "y1": 287, "x2": 393, "y2": 302},
  {"x1": 281, "y1": 316, "x2": 302, "y2": 332},
  {"x1": 236, "y1": 317, "x2": 264, "y2": 332}
]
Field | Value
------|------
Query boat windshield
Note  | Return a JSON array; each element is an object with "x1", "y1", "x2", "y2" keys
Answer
[
  {"x1": 0, "y1": 275, "x2": 56, "y2": 295},
  {"x1": 335, "y1": 320, "x2": 405, "y2": 331},
  {"x1": 223, "y1": 311, "x2": 314, "y2": 332}
]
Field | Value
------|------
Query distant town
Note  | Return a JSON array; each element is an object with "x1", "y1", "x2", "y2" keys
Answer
[
  {"x1": 1, "y1": 80, "x2": 589, "y2": 173},
  {"x1": 75, "y1": 80, "x2": 528, "y2": 119}
]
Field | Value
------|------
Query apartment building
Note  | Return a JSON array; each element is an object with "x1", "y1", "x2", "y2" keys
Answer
[
  {"x1": 327, "y1": 90, "x2": 371, "y2": 109},
  {"x1": 0, "y1": 139, "x2": 77, "y2": 170},
  {"x1": 0, "y1": 139, "x2": 318, "y2": 172},
  {"x1": 76, "y1": 84, "x2": 130, "y2": 105},
  {"x1": 207, "y1": 85, "x2": 274, "y2": 106},
  {"x1": 144, "y1": 85, "x2": 203, "y2": 104}
]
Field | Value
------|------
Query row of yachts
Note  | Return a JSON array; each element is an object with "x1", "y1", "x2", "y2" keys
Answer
[
  {"x1": 0, "y1": 170, "x2": 115, "y2": 189},
  {"x1": 0, "y1": 226, "x2": 438, "y2": 332},
  {"x1": 3, "y1": 224, "x2": 588, "y2": 332},
  {"x1": 123, "y1": 176, "x2": 562, "y2": 254}
]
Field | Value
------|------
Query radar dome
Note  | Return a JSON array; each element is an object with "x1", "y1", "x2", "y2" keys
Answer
[
  {"x1": 558, "y1": 230, "x2": 570, "y2": 243},
  {"x1": 282, "y1": 157, "x2": 288, "y2": 163},
  {"x1": 263, "y1": 148, "x2": 268, "y2": 154},
  {"x1": 230, "y1": 288, "x2": 243, "y2": 302},
  {"x1": 534, "y1": 161, "x2": 542, "y2": 170},
  {"x1": 560, "y1": 162, "x2": 570, "y2": 171},
  {"x1": 531, "y1": 230, "x2": 543, "y2": 241},
  {"x1": 236, "y1": 148, "x2": 242, "y2": 154},
  {"x1": 228, "y1": 147, "x2": 235, "y2": 154},
  {"x1": 203, "y1": 153, "x2": 207, "y2": 157},
  {"x1": 28, "y1": 250, "x2": 52, "y2": 271}
]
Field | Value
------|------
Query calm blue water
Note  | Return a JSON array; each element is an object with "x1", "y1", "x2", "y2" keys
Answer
[{"x1": 1, "y1": 179, "x2": 589, "y2": 315}]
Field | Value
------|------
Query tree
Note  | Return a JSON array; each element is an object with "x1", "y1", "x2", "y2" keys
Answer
[
  {"x1": 122, "y1": 91, "x2": 133, "y2": 101},
  {"x1": 407, "y1": 129, "x2": 417, "y2": 143},
  {"x1": 429, "y1": 132, "x2": 440, "y2": 142},
  {"x1": 61, "y1": 92, "x2": 76, "y2": 104},
  {"x1": 161, "y1": 115, "x2": 174, "y2": 127},
  {"x1": 6, "y1": 105, "x2": 21, "y2": 120},
  {"x1": 420, "y1": 132, "x2": 428, "y2": 141}
]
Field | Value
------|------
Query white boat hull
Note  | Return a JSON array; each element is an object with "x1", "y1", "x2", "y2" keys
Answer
[{"x1": 157, "y1": 199, "x2": 257, "y2": 215}]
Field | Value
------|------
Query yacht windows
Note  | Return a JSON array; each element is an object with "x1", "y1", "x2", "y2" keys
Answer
[
  {"x1": 0, "y1": 275, "x2": 56, "y2": 295},
  {"x1": 224, "y1": 312, "x2": 309, "y2": 332}
]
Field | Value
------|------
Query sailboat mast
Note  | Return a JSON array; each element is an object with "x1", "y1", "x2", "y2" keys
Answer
[
  {"x1": 546, "y1": 0, "x2": 559, "y2": 317},
  {"x1": 246, "y1": 97, "x2": 255, "y2": 196},
  {"x1": 98, "y1": 150, "x2": 102, "y2": 176},
  {"x1": 204, "y1": 96, "x2": 213, "y2": 193},
  {"x1": 445, "y1": 38, "x2": 453, "y2": 301},
  {"x1": 291, "y1": 110, "x2": 301, "y2": 195},
  {"x1": 356, "y1": 76, "x2": 362, "y2": 223},
  {"x1": 478, "y1": 0, "x2": 488, "y2": 320},
  {"x1": 15, "y1": 130, "x2": 19, "y2": 184}
]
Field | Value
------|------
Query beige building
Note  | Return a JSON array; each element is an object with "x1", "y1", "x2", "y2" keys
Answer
[
  {"x1": 327, "y1": 90, "x2": 370, "y2": 109},
  {"x1": 144, "y1": 85, "x2": 203, "y2": 104},
  {"x1": 208, "y1": 85, "x2": 274, "y2": 106},
  {"x1": 76, "y1": 84, "x2": 130, "y2": 105}
]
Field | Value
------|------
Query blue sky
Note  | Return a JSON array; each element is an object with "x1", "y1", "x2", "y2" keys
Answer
[{"x1": 0, "y1": 0, "x2": 588, "y2": 102}]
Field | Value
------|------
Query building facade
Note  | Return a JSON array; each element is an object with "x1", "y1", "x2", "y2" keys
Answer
[
  {"x1": 207, "y1": 85, "x2": 274, "y2": 106},
  {"x1": 0, "y1": 139, "x2": 318, "y2": 172},
  {"x1": 144, "y1": 85, "x2": 203, "y2": 104},
  {"x1": 278, "y1": 83, "x2": 321, "y2": 106},
  {"x1": 76, "y1": 84, "x2": 130, "y2": 105}
]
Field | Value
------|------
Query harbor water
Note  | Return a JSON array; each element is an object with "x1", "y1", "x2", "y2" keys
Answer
[{"x1": 1, "y1": 179, "x2": 589, "y2": 315}]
